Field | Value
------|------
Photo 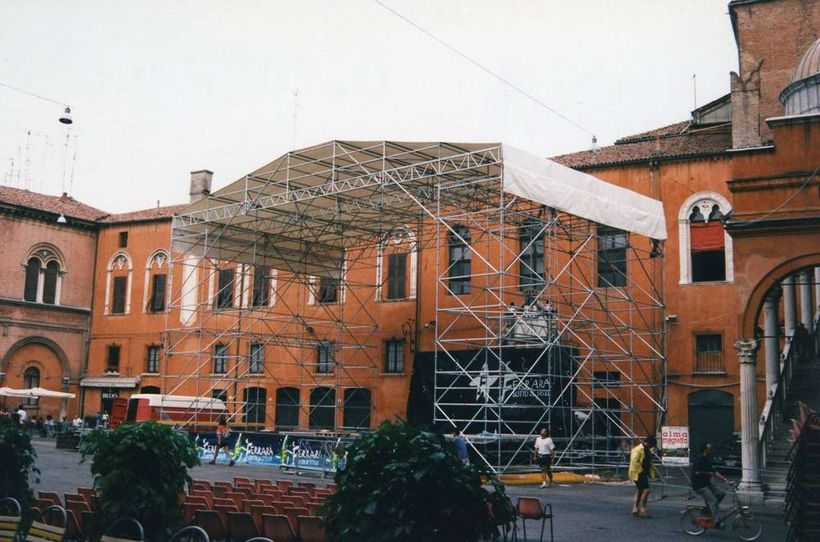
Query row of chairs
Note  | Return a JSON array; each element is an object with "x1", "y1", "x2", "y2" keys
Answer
[
  {"x1": 785, "y1": 402, "x2": 820, "y2": 542},
  {"x1": 0, "y1": 500, "x2": 142, "y2": 542}
]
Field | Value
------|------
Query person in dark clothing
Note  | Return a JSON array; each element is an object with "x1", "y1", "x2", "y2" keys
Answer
[
  {"x1": 452, "y1": 430, "x2": 469, "y2": 465},
  {"x1": 628, "y1": 436, "x2": 657, "y2": 517},
  {"x1": 210, "y1": 415, "x2": 235, "y2": 466},
  {"x1": 692, "y1": 442, "x2": 730, "y2": 527}
]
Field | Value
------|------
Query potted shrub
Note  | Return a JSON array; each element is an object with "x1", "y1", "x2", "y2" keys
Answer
[
  {"x1": 322, "y1": 420, "x2": 504, "y2": 542},
  {"x1": 81, "y1": 421, "x2": 199, "y2": 541},
  {"x1": 0, "y1": 415, "x2": 40, "y2": 509}
]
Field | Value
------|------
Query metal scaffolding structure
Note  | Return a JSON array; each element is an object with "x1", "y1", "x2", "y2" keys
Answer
[{"x1": 162, "y1": 140, "x2": 666, "y2": 473}]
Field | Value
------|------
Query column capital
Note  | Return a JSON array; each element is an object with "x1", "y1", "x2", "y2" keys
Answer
[
  {"x1": 734, "y1": 338, "x2": 759, "y2": 362},
  {"x1": 764, "y1": 284, "x2": 782, "y2": 304}
]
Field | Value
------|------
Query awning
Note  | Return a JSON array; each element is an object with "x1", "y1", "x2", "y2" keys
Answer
[
  {"x1": 0, "y1": 386, "x2": 75, "y2": 399},
  {"x1": 80, "y1": 376, "x2": 140, "y2": 389}
]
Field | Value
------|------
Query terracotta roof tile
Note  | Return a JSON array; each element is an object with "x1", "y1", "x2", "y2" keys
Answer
[
  {"x1": 100, "y1": 204, "x2": 186, "y2": 224},
  {"x1": 0, "y1": 185, "x2": 108, "y2": 221},
  {"x1": 553, "y1": 123, "x2": 731, "y2": 169}
]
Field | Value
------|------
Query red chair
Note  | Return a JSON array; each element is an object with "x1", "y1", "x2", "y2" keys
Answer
[
  {"x1": 77, "y1": 488, "x2": 97, "y2": 510},
  {"x1": 191, "y1": 490, "x2": 214, "y2": 508},
  {"x1": 517, "y1": 496, "x2": 553, "y2": 542},
  {"x1": 275, "y1": 480, "x2": 293, "y2": 493},
  {"x1": 281, "y1": 507, "x2": 307, "y2": 534},
  {"x1": 183, "y1": 502, "x2": 208, "y2": 524},
  {"x1": 242, "y1": 499, "x2": 265, "y2": 514},
  {"x1": 185, "y1": 496, "x2": 210, "y2": 509},
  {"x1": 214, "y1": 503, "x2": 238, "y2": 528},
  {"x1": 262, "y1": 514, "x2": 296, "y2": 542},
  {"x1": 282, "y1": 495, "x2": 306, "y2": 509},
  {"x1": 250, "y1": 506, "x2": 279, "y2": 532},
  {"x1": 211, "y1": 485, "x2": 227, "y2": 498},
  {"x1": 194, "y1": 509, "x2": 227, "y2": 541},
  {"x1": 227, "y1": 511, "x2": 259, "y2": 541},
  {"x1": 37, "y1": 492, "x2": 61, "y2": 507},
  {"x1": 224, "y1": 492, "x2": 245, "y2": 510},
  {"x1": 298, "y1": 515, "x2": 326, "y2": 542},
  {"x1": 233, "y1": 477, "x2": 253, "y2": 487}
]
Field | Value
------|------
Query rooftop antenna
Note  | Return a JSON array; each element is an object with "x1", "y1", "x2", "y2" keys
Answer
[
  {"x1": 16, "y1": 144, "x2": 22, "y2": 187},
  {"x1": 61, "y1": 130, "x2": 70, "y2": 194},
  {"x1": 692, "y1": 73, "x2": 697, "y2": 110},
  {"x1": 24, "y1": 130, "x2": 32, "y2": 189},
  {"x1": 292, "y1": 89, "x2": 299, "y2": 149},
  {"x1": 68, "y1": 134, "x2": 78, "y2": 195},
  {"x1": 40, "y1": 134, "x2": 49, "y2": 192}
]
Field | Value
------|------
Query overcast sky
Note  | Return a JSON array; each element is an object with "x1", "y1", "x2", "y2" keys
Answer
[{"x1": 0, "y1": 1, "x2": 737, "y2": 213}]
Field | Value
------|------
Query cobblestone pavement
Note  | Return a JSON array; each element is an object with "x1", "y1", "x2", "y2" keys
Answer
[{"x1": 32, "y1": 438, "x2": 787, "y2": 541}]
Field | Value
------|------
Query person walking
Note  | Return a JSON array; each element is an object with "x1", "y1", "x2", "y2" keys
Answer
[
  {"x1": 453, "y1": 429, "x2": 469, "y2": 465},
  {"x1": 210, "y1": 415, "x2": 235, "y2": 466},
  {"x1": 629, "y1": 436, "x2": 657, "y2": 517},
  {"x1": 534, "y1": 427, "x2": 556, "y2": 488},
  {"x1": 692, "y1": 442, "x2": 730, "y2": 528}
]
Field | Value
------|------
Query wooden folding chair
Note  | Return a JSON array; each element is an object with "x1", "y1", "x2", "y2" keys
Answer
[
  {"x1": 0, "y1": 497, "x2": 21, "y2": 542},
  {"x1": 25, "y1": 505, "x2": 67, "y2": 542}
]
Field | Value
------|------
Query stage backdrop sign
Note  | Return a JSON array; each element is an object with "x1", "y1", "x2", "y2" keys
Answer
[{"x1": 660, "y1": 426, "x2": 690, "y2": 466}]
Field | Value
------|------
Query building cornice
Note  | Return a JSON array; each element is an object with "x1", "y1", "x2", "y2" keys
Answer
[
  {"x1": 728, "y1": 171, "x2": 819, "y2": 193},
  {"x1": 0, "y1": 297, "x2": 92, "y2": 315}
]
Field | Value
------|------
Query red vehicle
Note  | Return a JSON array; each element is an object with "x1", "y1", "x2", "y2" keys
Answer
[{"x1": 110, "y1": 394, "x2": 227, "y2": 430}]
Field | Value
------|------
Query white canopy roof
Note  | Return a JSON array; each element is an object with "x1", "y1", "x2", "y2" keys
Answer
[
  {"x1": 0, "y1": 386, "x2": 75, "y2": 399},
  {"x1": 174, "y1": 141, "x2": 665, "y2": 275}
]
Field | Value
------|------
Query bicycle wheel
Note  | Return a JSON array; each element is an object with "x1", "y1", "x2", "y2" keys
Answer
[
  {"x1": 732, "y1": 513, "x2": 762, "y2": 541},
  {"x1": 680, "y1": 509, "x2": 706, "y2": 536}
]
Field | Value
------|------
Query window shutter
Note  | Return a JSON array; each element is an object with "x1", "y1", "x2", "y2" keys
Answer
[
  {"x1": 24, "y1": 259, "x2": 40, "y2": 302},
  {"x1": 395, "y1": 254, "x2": 406, "y2": 298},
  {"x1": 112, "y1": 276, "x2": 128, "y2": 314},
  {"x1": 151, "y1": 274, "x2": 167, "y2": 311},
  {"x1": 690, "y1": 222, "x2": 725, "y2": 253}
]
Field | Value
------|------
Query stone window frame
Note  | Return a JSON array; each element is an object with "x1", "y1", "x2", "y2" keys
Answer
[
  {"x1": 375, "y1": 226, "x2": 418, "y2": 302},
  {"x1": 143, "y1": 250, "x2": 171, "y2": 314},
  {"x1": 104, "y1": 251, "x2": 133, "y2": 315},
  {"x1": 678, "y1": 191, "x2": 734, "y2": 284}
]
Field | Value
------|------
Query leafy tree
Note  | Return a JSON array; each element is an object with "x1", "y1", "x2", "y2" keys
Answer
[
  {"x1": 322, "y1": 420, "x2": 503, "y2": 542},
  {"x1": 80, "y1": 422, "x2": 199, "y2": 541},
  {"x1": 0, "y1": 416, "x2": 40, "y2": 509}
]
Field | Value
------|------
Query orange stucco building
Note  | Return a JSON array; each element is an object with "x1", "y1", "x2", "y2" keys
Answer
[{"x1": 1, "y1": 0, "x2": 817, "y2": 490}]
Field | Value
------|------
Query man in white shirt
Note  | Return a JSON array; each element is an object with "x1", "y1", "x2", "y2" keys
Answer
[
  {"x1": 16, "y1": 405, "x2": 27, "y2": 424},
  {"x1": 534, "y1": 427, "x2": 556, "y2": 488}
]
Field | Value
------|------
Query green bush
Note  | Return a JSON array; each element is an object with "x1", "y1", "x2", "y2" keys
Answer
[
  {"x1": 80, "y1": 422, "x2": 199, "y2": 541},
  {"x1": 322, "y1": 420, "x2": 502, "y2": 542},
  {"x1": 0, "y1": 416, "x2": 40, "y2": 509}
]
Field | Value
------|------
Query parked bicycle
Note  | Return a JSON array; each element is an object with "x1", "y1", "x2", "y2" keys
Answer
[{"x1": 680, "y1": 482, "x2": 762, "y2": 540}]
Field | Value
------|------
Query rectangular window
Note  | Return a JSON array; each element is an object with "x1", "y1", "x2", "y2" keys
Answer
[
  {"x1": 213, "y1": 344, "x2": 228, "y2": 374},
  {"x1": 597, "y1": 226, "x2": 628, "y2": 287},
  {"x1": 216, "y1": 268, "x2": 234, "y2": 309},
  {"x1": 148, "y1": 273, "x2": 167, "y2": 312},
  {"x1": 118, "y1": 231, "x2": 128, "y2": 248},
  {"x1": 318, "y1": 276, "x2": 339, "y2": 304},
  {"x1": 316, "y1": 342, "x2": 334, "y2": 374},
  {"x1": 519, "y1": 219, "x2": 545, "y2": 292},
  {"x1": 146, "y1": 345, "x2": 160, "y2": 373},
  {"x1": 252, "y1": 266, "x2": 270, "y2": 307},
  {"x1": 106, "y1": 344, "x2": 121, "y2": 372},
  {"x1": 249, "y1": 343, "x2": 265, "y2": 374},
  {"x1": 386, "y1": 253, "x2": 407, "y2": 300},
  {"x1": 111, "y1": 276, "x2": 128, "y2": 314},
  {"x1": 212, "y1": 389, "x2": 228, "y2": 403},
  {"x1": 694, "y1": 334, "x2": 724, "y2": 373},
  {"x1": 448, "y1": 226, "x2": 472, "y2": 295},
  {"x1": 384, "y1": 340, "x2": 405, "y2": 373},
  {"x1": 593, "y1": 371, "x2": 620, "y2": 388}
]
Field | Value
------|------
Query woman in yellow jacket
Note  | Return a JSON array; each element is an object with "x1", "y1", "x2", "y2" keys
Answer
[{"x1": 628, "y1": 436, "x2": 657, "y2": 517}]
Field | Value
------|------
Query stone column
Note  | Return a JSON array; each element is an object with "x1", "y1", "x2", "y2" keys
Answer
[
  {"x1": 815, "y1": 267, "x2": 820, "y2": 316},
  {"x1": 782, "y1": 275, "x2": 797, "y2": 339},
  {"x1": 799, "y1": 269, "x2": 814, "y2": 334},
  {"x1": 735, "y1": 338, "x2": 763, "y2": 495},
  {"x1": 763, "y1": 286, "x2": 781, "y2": 396}
]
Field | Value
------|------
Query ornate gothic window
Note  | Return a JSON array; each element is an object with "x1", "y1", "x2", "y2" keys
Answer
[
  {"x1": 678, "y1": 193, "x2": 734, "y2": 284},
  {"x1": 22, "y1": 245, "x2": 65, "y2": 305},
  {"x1": 376, "y1": 226, "x2": 418, "y2": 302}
]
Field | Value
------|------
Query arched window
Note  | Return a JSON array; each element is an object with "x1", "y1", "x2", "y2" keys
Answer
[
  {"x1": 105, "y1": 252, "x2": 132, "y2": 315},
  {"x1": 342, "y1": 388, "x2": 371, "y2": 429},
  {"x1": 309, "y1": 387, "x2": 335, "y2": 429},
  {"x1": 276, "y1": 387, "x2": 300, "y2": 430},
  {"x1": 243, "y1": 387, "x2": 267, "y2": 425},
  {"x1": 23, "y1": 367, "x2": 40, "y2": 407},
  {"x1": 140, "y1": 385, "x2": 161, "y2": 394},
  {"x1": 448, "y1": 225, "x2": 471, "y2": 295},
  {"x1": 678, "y1": 193, "x2": 734, "y2": 284},
  {"x1": 22, "y1": 245, "x2": 64, "y2": 304}
]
